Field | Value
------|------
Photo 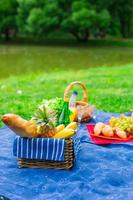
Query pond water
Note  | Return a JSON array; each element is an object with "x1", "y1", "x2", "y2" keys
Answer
[{"x1": 0, "y1": 44, "x2": 133, "y2": 79}]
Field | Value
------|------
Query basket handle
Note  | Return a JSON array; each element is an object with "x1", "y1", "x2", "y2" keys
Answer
[{"x1": 64, "y1": 81, "x2": 88, "y2": 103}]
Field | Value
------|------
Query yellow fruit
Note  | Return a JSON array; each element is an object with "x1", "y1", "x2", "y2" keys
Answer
[
  {"x1": 53, "y1": 128, "x2": 75, "y2": 139},
  {"x1": 66, "y1": 122, "x2": 78, "y2": 130},
  {"x1": 55, "y1": 124, "x2": 65, "y2": 133},
  {"x1": 69, "y1": 108, "x2": 78, "y2": 122}
]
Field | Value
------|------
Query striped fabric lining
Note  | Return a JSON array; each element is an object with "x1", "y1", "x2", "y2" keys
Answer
[{"x1": 13, "y1": 137, "x2": 65, "y2": 161}]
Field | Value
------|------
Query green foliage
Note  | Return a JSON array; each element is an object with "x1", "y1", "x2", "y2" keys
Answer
[
  {"x1": 109, "y1": 0, "x2": 133, "y2": 37},
  {"x1": 0, "y1": 0, "x2": 18, "y2": 40},
  {"x1": 17, "y1": 0, "x2": 60, "y2": 35},
  {"x1": 97, "y1": 10, "x2": 110, "y2": 29},
  {"x1": 0, "y1": 0, "x2": 133, "y2": 41},
  {"x1": 61, "y1": 1, "x2": 97, "y2": 41},
  {"x1": 16, "y1": 0, "x2": 133, "y2": 41},
  {"x1": 16, "y1": 0, "x2": 37, "y2": 33}
]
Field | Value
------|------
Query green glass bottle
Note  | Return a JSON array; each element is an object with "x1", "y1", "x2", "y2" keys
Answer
[{"x1": 58, "y1": 99, "x2": 71, "y2": 126}]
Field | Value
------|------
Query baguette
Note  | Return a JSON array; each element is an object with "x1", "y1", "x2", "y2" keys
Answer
[{"x1": 2, "y1": 113, "x2": 37, "y2": 138}]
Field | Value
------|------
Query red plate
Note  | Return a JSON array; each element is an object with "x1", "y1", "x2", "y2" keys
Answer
[{"x1": 86, "y1": 124, "x2": 133, "y2": 145}]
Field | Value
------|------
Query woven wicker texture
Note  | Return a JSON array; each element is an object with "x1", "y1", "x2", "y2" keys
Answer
[{"x1": 17, "y1": 139, "x2": 74, "y2": 170}]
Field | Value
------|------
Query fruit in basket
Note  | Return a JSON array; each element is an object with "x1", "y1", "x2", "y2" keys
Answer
[
  {"x1": 2, "y1": 114, "x2": 37, "y2": 138},
  {"x1": 40, "y1": 98, "x2": 64, "y2": 126},
  {"x1": 53, "y1": 122, "x2": 77, "y2": 138},
  {"x1": 36, "y1": 124, "x2": 55, "y2": 138},
  {"x1": 53, "y1": 128, "x2": 75, "y2": 139},
  {"x1": 32, "y1": 105, "x2": 56, "y2": 138},
  {"x1": 66, "y1": 122, "x2": 78, "y2": 130},
  {"x1": 102, "y1": 125, "x2": 114, "y2": 137},
  {"x1": 94, "y1": 122, "x2": 105, "y2": 136},
  {"x1": 55, "y1": 124, "x2": 65, "y2": 133}
]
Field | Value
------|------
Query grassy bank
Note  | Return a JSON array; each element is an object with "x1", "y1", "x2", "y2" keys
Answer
[{"x1": 0, "y1": 64, "x2": 133, "y2": 127}]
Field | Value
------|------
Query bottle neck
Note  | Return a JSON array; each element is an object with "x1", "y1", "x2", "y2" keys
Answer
[{"x1": 69, "y1": 94, "x2": 77, "y2": 108}]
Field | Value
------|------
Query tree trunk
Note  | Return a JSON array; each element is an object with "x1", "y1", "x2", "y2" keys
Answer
[
  {"x1": 99, "y1": 29, "x2": 106, "y2": 39},
  {"x1": 80, "y1": 31, "x2": 89, "y2": 42},
  {"x1": 70, "y1": 30, "x2": 89, "y2": 42},
  {"x1": 5, "y1": 29, "x2": 10, "y2": 41},
  {"x1": 70, "y1": 30, "x2": 81, "y2": 41}
]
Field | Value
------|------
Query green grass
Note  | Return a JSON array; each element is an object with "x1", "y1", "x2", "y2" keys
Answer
[{"x1": 0, "y1": 64, "x2": 133, "y2": 127}]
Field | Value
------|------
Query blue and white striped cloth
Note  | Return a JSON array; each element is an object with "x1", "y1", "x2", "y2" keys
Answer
[{"x1": 13, "y1": 137, "x2": 66, "y2": 161}]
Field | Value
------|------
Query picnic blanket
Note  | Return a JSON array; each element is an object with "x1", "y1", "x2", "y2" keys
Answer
[{"x1": 0, "y1": 111, "x2": 133, "y2": 200}]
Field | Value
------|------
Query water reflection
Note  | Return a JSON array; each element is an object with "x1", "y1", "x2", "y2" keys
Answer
[{"x1": 0, "y1": 45, "x2": 133, "y2": 78}]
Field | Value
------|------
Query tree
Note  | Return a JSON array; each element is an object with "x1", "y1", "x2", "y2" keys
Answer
[
  {"x1": 17, "y1": 0, "x2": 111, "y2": 41},
  {"x1": 109, "y1": 0, "x2": 133, "y2": 38},
  {"x1": 60, "y1": 1, "x2": 96, "y2": 41},
  {"x1": 58, "y1": 0, "x2": 111, "y2": 41},
  {"x1": 16, "y1": 0, "x2": 133, "y2": 41},
  {"x1": 0, "y1": 0, "x2": 18, "y2": 40},
  {"x1": 17, "y1": 0, "x2": 61, "y2": 36}
]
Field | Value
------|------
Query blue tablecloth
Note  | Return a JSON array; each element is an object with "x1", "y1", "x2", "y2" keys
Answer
[{"x1": 0, "y1": 111, "x2": 133, "y2": 200}]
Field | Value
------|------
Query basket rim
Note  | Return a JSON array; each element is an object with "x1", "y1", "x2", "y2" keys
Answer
[{"x1": 64, "y1": 81, "x2": 88, "y2": 103}]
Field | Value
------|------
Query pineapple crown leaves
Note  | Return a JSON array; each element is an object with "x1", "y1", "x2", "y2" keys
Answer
[
  {"x1": 32, "y1": 104, "x2": 55, "y2": 128},
  {"x1": 32, "y1": 97, "x2": 64, "y2": 128}
]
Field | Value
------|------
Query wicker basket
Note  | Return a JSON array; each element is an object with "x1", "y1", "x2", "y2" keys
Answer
[
  {"x1": 64, "y1": 81, "x2": 93, "y2": 122},
  {"x1": 17, "y1": 139, "x2": 74, "y2": 170}
]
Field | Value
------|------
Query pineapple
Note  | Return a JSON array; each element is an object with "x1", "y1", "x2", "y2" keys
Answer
[{"x1": 32, "y1": 105, "x2": 56, "y2": 138}]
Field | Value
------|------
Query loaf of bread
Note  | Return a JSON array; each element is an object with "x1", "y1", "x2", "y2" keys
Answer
[{"x1": 2, "y1": 114, "x2": 37, "y2": 138}]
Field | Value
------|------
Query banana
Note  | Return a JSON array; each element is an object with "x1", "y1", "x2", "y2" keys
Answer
[
  {"x1": 66, "y1": 122, "x2": 78, "y2": 130},
  {"x1": 55, "y1": 124, "x2": 65, "y2": 133},
  {"x1": 53, "y1": 128, "x2": 75, "y2": 139}
]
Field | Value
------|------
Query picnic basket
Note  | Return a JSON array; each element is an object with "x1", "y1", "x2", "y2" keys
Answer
[
  {"x1": 16, "y1": 138, "x2": 74, "y2": 170},
  {"x1": 64, "y1": 81, "x2": 93, "y2": 122},
  {"x1": 13, "y1": 81, "x2": 91, "y2": 170}
]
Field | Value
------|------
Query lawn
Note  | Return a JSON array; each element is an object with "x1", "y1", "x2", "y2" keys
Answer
[{"x1": 0, "y1": 64, "x2": 133, "y2": 127}]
